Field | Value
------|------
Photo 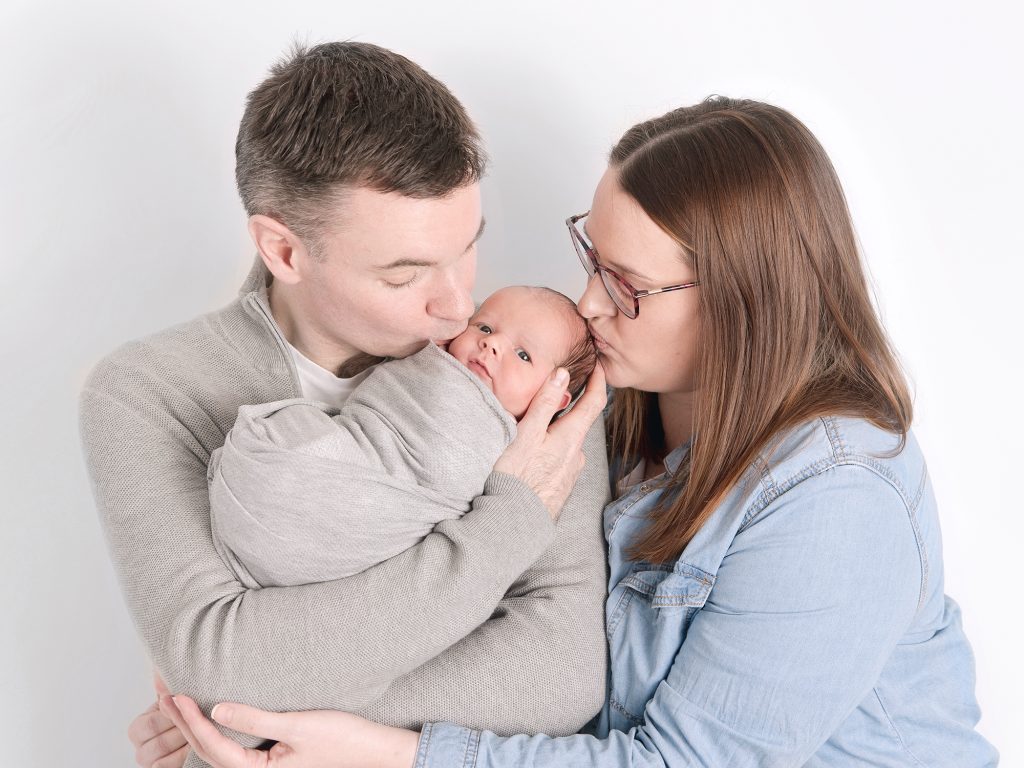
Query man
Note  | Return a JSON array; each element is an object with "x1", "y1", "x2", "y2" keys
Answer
[{"x1": 80, "y1": 42, "x2": 609, "y2": 768}]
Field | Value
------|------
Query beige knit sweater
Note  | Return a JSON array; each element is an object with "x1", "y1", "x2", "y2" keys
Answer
[{"x1": 79, "y1": 259, "x2": 610, "y2": 766}]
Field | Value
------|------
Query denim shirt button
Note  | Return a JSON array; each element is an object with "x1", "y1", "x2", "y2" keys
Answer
[{"x1": 639, "y1": 484, "x2": 650, "y2": 493}]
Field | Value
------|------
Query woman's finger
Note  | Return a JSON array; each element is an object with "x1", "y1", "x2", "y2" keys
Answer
[{"x1": 175, "y1": 696, "x2": 279, "y2": 767}]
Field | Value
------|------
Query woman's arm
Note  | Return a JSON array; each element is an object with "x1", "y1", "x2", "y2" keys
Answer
[
  {"x1": 158, "y1": 463, "x2": 923, "y2": 768},
  {"x1": 417, "y1": 463, "x2": 923, "y2": 766}
]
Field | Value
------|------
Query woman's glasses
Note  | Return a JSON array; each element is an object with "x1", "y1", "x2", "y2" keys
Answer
[{"x1": 566, "y1": 212, "x2": 699, "y2": 319}]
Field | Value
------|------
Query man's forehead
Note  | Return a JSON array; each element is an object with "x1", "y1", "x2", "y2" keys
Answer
[
  {"x1": 372, "y1": 217, "x2": 486, "y2": 270},
  {"x1": 319, "y1": 183, "x2": 483, "y2": 264}
]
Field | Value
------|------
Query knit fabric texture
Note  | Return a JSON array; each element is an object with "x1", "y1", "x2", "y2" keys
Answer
[
  {"x1": 210, "y1": 342, "x2": 518, "y2": 586},
  {"x1": 79, "y1": 259, "x2": 610, "y2": 767}
]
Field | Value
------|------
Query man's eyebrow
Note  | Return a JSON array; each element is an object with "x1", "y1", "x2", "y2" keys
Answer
[
  {"x1": 465, "y1": 217, "x2": 486, "y2": 252},
  {"x1": 582, "y1": 223, "x2": 654, "y2": 283},
  {"x1": 377, "y1": 258, "x2": 437, "y2": 270},
  {"x1": 377, "y1": 218, "x2": 486, "y2": 270}
]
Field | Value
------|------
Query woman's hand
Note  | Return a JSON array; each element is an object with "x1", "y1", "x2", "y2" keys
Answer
[
  {"x1": 495, "y1": 361, "x2": 606, "y2": 519},
  {"x1": 158, "y1": 695, "x2": 419, "y2": 768}
]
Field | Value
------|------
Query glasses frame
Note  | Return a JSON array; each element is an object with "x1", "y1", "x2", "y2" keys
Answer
[{"x1": 566, "y1": 211, "x2": 700, "y2": 319}]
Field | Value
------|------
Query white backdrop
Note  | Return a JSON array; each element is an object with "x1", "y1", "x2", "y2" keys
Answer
[{"x1": 2, "y1": 1, "x2": 1020, "y2": 765}]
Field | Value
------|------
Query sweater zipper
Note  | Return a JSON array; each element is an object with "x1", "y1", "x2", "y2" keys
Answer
[{"x1": 246, "y1": 292, "x2": 303, "y2": 398}]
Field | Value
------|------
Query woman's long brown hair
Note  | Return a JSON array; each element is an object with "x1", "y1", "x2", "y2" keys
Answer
[{"x1": 608, "y1": 97, "x2": 913, "y2": 564}]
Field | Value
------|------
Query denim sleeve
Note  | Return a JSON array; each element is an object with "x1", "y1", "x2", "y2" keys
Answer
[{"x1": 414, "y1": 464, "x2": 923, "y2": 767}]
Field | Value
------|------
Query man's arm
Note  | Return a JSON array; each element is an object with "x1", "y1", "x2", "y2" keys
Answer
[
  {"x1": 356, "y1": 418, "x2": 611, "y2": 737},
  {"x1": 81, "y1": 359, "x2": 560, "y2": 719}
]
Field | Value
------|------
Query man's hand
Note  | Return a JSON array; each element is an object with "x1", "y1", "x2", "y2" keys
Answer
[
  {"x1": 128, "y1": 670, "x2": 189, "y2": 768},
  {"x1": 494, "y1": 362, "x2": 606, "y2": 519}
]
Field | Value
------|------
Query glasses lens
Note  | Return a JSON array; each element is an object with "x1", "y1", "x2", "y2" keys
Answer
[
  {"x1": 601, "y1": 270, "x2": 637, "y2": 318},
  {"x1": 570, "y1": 220, "x2": 596, "y2": 276}
]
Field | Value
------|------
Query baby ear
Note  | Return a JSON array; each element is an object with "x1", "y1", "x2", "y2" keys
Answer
[{"x1": 559, "y1": 390, "x2": 572, "y2": 410}]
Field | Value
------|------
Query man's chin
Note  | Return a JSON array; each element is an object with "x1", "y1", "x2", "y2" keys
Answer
[{"x1": 381, "y1": 338, "x2": 432, "y2": 359}]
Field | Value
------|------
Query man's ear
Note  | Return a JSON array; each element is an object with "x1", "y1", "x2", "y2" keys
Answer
[{"x1": 248, "y1": 215, "x2": 310, "y2": 286}]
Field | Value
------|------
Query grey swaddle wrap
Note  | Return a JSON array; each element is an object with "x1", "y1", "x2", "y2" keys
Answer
[{"x1": 210, "y1": 342, "x2": 517, "y2": 587}]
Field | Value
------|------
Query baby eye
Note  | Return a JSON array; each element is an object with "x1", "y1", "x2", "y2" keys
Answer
[
  {"x1": 477, "y1": 324, "x2": 493, "y2": 334},
  {"x1": 516, "y1": 349, "x2": 531, "y2": 363}
]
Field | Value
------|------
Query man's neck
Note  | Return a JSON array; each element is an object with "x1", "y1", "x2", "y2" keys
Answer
[{"x1": 268, "y1": 280, "x2": 378, "y2": 378}]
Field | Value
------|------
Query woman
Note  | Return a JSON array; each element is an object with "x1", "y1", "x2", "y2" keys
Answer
[{"x1": 149, "y1": 97, "x2": 998, "y2": 766}]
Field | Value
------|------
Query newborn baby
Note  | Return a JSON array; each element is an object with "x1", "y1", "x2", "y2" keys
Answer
[{"x1": 210, "y1": 286, "x2": 597, "y2": 588}]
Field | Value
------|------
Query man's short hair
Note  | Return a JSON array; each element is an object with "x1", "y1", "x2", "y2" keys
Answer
[{"x1": 236, "y1": 41, "x2": 487, "y2": 247}]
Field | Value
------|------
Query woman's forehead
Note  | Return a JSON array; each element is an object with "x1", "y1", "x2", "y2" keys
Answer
[{"x1": 589, "y1": 169, "x2": 688, "y2": 279}]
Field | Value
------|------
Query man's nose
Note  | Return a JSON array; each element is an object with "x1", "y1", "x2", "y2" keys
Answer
[
  {"x1": 429, "y1": 288, "x2": 474, "y2": 323},
  {"x1": 428, "y1": 259, "x2": 477, "y2": 322},
  {"x1": 577, "y1": 272, "x2": 616, "y2": 319}
]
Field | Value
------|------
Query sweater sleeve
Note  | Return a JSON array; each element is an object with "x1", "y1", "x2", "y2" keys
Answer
[
  {"x1": 357, "y1": 417, "x2": 610, "y2": 737},
  {"x1": 80, "y1": 356, "x2": 607, "y2": 765}
]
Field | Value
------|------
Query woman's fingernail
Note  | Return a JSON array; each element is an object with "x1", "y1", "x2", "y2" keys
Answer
[
  {"x1": 211, "y1": 703, "x2": 227, "y2": 724},
  {"x1": 552, "y1": 369, "x2": 568, "y2": 387}
]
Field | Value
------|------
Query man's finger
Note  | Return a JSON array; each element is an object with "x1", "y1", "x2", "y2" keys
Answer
[
  {"x1": 153, "y1": 669, "x2": 171, "y2": 698},
  {"x1": 516, "y1": 367, "x2": 570, "y2": 435},
  {"x1": 136, "y1": 724, "x2": 188, "y2": 768},
  {"x1": 575, "y1": 359, "x2": 607, "y2": 417},
  {"x1": 549, "y1": 361, "x2": 606, "y2": 441},
  {"x1": 152, "y1": 744, "x2": 189, "y2": 768},
  {"x1": 158, "y1": 697, "x2": 208, "y2": 764},
  {"x1": 129, "y1": 704, "x2": 175, "y2": 746}
]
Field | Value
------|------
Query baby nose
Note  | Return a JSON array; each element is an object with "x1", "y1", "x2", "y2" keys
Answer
[{"x1": 480, "y1": 337, "x2": 500, "y2": 355}]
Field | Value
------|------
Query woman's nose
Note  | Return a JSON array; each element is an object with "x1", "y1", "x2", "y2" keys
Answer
[{"x1": 577, "y1": 272, "x2": 616, "y2": 319}]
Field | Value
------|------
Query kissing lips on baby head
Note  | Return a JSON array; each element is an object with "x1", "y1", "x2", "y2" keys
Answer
[{"x1": 446, "y1": 286, "x2": 597, "y2": 419}]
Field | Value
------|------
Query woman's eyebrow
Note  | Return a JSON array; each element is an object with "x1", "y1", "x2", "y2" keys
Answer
[{"x1": 582, "y1": 223, "x2": 654, "y2": 282}]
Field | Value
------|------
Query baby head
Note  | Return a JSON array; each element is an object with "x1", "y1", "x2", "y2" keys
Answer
[{"x1": 448, "y1": 286, "x2": 597, "y2": 419}]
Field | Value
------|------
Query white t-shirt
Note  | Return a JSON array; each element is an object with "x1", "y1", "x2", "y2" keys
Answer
[{"x1": 287, "y1": 340, "x2": 374, "y2": 409}]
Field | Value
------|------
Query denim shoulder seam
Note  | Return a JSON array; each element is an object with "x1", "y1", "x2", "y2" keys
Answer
[
  {"x1": 906, "y1": 463, "x2": 931, "y2": 608},
  {"x1": 740, "y1": 456, "x2": 927, "y2": 610},
  {"x1": 873, "y1": 688, "x2": 928, "y2": 767}
]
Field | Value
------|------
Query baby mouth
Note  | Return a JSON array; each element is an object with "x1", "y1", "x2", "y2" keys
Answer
[{"x1": 467, "y1": 359, "x2": 493, "y2": 384}]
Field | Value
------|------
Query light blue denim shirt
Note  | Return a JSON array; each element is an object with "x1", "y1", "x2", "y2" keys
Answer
[{"x1": 415, "y1": 416, "x2": 997, "y2": 766}]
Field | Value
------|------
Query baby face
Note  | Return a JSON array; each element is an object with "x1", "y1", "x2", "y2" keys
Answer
[{"x1": 448, "y1": 287, "x2": 574, "y2": 419}]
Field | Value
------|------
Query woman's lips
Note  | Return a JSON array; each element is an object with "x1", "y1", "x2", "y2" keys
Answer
[{"x1": 589, "y1": 326, "x2": 612, "y2": 353}]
